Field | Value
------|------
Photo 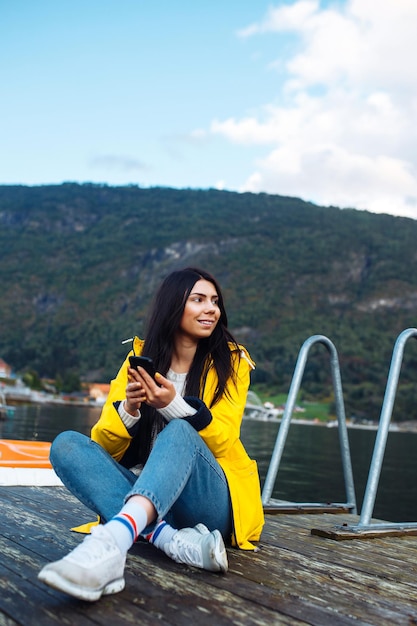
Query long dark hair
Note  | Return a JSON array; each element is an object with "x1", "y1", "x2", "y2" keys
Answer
[
  {"x1": 123, "y1": 267, "x2": 239, "y2": 468},
  {"x1": 143, "y1": 267, "x2": 238, "y2": 402}
]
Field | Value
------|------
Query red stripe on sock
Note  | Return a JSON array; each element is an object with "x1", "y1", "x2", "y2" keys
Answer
[{"x1": 121, "y1": 513, "x2": 138, "y2": 540}]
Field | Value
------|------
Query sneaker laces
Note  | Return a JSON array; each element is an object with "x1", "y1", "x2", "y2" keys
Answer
[
  {"x1": 169, "y1": 534, "x2": 203, "y2": 566},
  {"x1": 65, "y1": 527, "x2": 119, "y2": 565}
]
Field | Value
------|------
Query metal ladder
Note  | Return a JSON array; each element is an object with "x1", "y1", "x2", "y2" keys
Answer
[
  {"x1": 262, "y1": 335, "x2": 357, "y2": 515},
  {"x1": 327, "y1": 327, "x2": 417, "y2": 536}
]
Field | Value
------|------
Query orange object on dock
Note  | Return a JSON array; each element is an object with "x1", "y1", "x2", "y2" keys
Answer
[{"x1": 0, "y1": 439, "x2": 52, "y2": 468}]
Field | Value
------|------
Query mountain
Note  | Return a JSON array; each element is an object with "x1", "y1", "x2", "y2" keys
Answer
[{"x1": 1, "y1": 183, "x2": 417, "y2": 421}]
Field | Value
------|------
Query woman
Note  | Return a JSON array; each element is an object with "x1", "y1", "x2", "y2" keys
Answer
[{"x1": 38, "y1": 267, "x2": 264, "y2": 601}]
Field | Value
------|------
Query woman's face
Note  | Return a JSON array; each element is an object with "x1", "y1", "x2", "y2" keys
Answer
[{"x1": 177, "y1": 279, "x2": 221, "y2": 342}]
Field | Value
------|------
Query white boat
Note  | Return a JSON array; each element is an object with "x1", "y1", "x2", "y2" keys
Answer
[
  {"x1": 244, "y1": 391, "x2": 281, "y2": 421},
  {"x1": 0, "y1": 439, "x2": 62, "y2": 486}
]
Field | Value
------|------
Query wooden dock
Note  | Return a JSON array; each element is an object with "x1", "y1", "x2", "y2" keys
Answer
[{"x1": 1, "y1": 486, "x2": 417, "y2": 625}]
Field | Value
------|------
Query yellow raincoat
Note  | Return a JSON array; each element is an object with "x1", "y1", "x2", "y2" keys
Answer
[{"x1": 91, "y1": 337, "x2": 264, "y2": 550}]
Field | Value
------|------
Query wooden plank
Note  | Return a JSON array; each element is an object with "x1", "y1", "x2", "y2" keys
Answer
[
  {"x1": 253, "y1": 513, "x2": 417, "y2": 624},
  {"x1": 264, "y1": 505, "x2": 350, "y2": 515},
  {"x1": 311, "y1": 525, "x2": 417, "y2": 540},
  {"x1": 0, "y1": 563, "x2": 100, "y2": 626},
  {"x1": 2, "y1": 487, "x2": 417, "y2": 625},
  {"x1": 1, "y1": 487, "x2": 347, "y2": 625},
  {"x1": 256, "y1": 542, "x2": 417, "y2": 619},
  {"x1": 0, "y1": 487, "x2": 306, "y2": 625},
  {"x1": 263, "y1": 521, "x2": 417, "y2": 584}
]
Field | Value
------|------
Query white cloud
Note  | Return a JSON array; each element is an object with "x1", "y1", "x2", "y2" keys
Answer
[
  {"x1": 246, "y1": 145, "x2": 417, "y2": 218},
  {"x1": 237, "y1": 1, "x2": 319, "y2": 38},
  {"x1": 214, "y1": 0, "x2": 417, "y2": 219}
]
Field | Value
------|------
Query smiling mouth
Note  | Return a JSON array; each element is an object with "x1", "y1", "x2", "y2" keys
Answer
[{"x1": 198, "y1": 320, "x2": 215, "y2": 326}]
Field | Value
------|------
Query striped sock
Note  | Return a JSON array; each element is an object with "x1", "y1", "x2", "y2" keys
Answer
[
  {"x1": 146, "y1": 520, "x2": 176, "y2": 551},
  {"x1": 105, "y1": 501, "x2": 148, "y2": 554}
]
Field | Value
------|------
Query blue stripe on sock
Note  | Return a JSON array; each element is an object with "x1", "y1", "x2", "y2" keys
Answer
[
  {"x1": 150, "y1": 521, "x2": 167, "y2": 544},
  {"x1": 113, "y1": 515, "x2": 136, "y2": 542}
]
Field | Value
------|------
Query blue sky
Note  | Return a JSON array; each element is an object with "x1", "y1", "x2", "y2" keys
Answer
[{"x1": 2, "y1": 1, "x2": 417, "y2": 219}]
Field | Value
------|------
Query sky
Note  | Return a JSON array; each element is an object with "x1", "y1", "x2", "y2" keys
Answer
[{"x1": 2, "y1": 0, "x2": 417, "y2": 220}]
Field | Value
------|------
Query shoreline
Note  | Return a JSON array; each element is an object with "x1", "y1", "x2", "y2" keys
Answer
[
  {"x1": 5, "y1": 391, "x2": 417, "y2": 434},
  {"x1": 243, "y1": 415, "x2": 417, "y2": 433}
]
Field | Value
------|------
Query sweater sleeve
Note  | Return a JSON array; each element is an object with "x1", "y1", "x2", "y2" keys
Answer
[
  {"x1": 117, "y1": 400, "x2": 141, "y2": 430},
  {"x1": 157, "y1": 392, "x2": 197, "y2": 421},
  {"x1": 157, "y1": 394, "x2": 211, "y2": 431}
]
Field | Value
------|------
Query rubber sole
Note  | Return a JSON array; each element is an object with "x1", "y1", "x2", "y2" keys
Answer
[
  {"x1": 38, "y1": 568, "x2": 125, "y2": 602},
  {"x1": 210, "y1": 529, "x2": 228, "y2": 573}
]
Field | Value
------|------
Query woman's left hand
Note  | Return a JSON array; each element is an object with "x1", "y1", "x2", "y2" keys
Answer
[{"x1": 135, "y1": 367, "x2": 176, "y2": 409}]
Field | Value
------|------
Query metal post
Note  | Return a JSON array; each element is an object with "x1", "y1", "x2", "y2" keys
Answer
[
  {"x1": 358, "y1": 328, "x2": 417, "y2": 526},
  {"x1": 262, "y1": 335, "x2": 357, "y2": 514},
  {"x1": 329, "y1": 340, "x2": 357, "y2": 514}
]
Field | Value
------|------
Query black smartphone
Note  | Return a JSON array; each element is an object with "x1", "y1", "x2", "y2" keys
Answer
[{"x1": 129, "y1": 355, "x2": 156, "y2": 379}]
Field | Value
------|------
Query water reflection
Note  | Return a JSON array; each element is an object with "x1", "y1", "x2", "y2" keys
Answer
[
  {"x1": 242, "y1": 421, "x2": 346, "y2": 504},
  {"x1": 0, "y1": 403, "x2": 101, "y2": 442},
  {"x1": 2, "y1": 404, "x2": 417, "y2": 523},
  {"x1": 241, "y1": 419, "x2": 417, "y2": 524}
]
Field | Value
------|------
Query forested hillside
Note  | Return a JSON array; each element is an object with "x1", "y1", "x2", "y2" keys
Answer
[{"x1": 1, "y1": 183, "x2": 417, "y2": 421}]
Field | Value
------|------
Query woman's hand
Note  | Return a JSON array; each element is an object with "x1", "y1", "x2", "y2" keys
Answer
[
  {"x1": 125, "y1": 367, "x2": 147, "y2": 415},
  {"x1": 126, "y1": 366, "x2": 176, "y2": 413}
]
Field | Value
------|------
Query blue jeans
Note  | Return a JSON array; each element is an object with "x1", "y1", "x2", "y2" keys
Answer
[{"x1": 50, "y1": 419, "x2": 232, "y2": 539}]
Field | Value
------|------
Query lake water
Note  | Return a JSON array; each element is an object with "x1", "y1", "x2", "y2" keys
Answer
[{"x1": 2, "y1": 403, "x2": 417, "y2": 523}]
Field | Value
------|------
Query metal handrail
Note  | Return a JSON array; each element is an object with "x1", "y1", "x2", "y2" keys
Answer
[
  {"x1": 262, "y1": 335, "x2": 357, "y2": 514},
  {"x1": 349, "y1": 327, "x2": 417, "y2": 532}
]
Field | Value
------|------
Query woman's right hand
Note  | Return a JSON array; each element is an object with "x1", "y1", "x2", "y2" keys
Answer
[{"x1": 125, "y1": 367, "x2": 147, "y2": 415}]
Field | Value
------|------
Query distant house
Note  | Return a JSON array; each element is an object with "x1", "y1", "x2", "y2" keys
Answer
[
  {"x1": 87, "y1": 383, "x2": 110, "y2": 405},
  {"x1": 0, "y1": 359, "x2": 12, "y2": 378}
]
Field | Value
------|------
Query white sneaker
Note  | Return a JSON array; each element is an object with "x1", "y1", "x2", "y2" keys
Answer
[
  {"x1": 38, "y1": 525, "x2": 126, "y2": 602},
  {"x1": 166, "y1": 523, "x2": 228, "y2": 573}
]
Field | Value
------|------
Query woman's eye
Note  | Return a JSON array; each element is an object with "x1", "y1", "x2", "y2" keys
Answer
[{"x1": 190, "y1": 296, "x2": 218, "y2": 305}]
